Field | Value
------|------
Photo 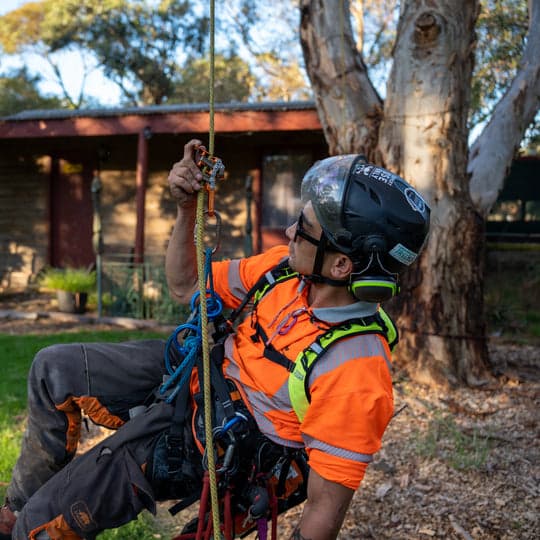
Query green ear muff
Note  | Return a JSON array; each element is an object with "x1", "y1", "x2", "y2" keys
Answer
[{"x1": 349, "y1": 276, "x2": 399, "y2": 303}]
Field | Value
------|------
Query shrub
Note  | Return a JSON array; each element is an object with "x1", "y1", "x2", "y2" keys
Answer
[{"x1": 39, "y1": 267, "x2": 96, "y2": 293}]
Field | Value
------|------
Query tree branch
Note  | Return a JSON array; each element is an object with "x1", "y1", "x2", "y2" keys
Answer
[
  {"x1": 468, "y1": 0, "x2": 540, "y2": 216},
  {"x1": 300, "y1": 0, "x2": 382, "y2": 156},
  {"x1": 45, "y1": 55, "x2": 77, "y2": 109}
]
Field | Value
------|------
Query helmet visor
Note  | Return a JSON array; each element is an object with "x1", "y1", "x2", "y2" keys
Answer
[{"x1": 300, "y1": 155, "x2": 357, "y2": 239}]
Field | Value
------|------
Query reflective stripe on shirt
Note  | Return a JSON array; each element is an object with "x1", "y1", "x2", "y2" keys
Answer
[{"x1": 303, "y1": 434, "x2": 374, "y2": 463}]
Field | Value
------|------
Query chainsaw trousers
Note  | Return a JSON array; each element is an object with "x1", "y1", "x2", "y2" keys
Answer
[{"x1": 6, "y1": 339, "x2": 181, "y2": 539}]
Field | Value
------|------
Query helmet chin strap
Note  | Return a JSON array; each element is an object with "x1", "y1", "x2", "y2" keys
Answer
[{"x1": 304, "y1": 233, "x2": 349, "y2": 287}]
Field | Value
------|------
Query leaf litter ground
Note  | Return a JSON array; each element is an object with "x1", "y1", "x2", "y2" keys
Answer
[{"x1": 1, "y1": 293, "x2": 538, "y2": 539}]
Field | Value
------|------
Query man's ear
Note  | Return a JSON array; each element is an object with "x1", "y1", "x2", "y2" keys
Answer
[{"x1": 330, "y1": 253, "x2": 354, "y2": 280}]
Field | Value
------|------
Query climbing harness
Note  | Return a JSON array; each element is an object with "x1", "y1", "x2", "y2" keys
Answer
[
  {"x1": 225, "y1": 261, "x2": 398, "y2": 422},
  {"x1": 158, "y1": 256, "x2": 397, "y2": 539}
]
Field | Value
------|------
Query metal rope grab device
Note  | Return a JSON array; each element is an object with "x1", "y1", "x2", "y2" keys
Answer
[{"x1": 195, "y1": 147, "x2": 225, "y2": 218}]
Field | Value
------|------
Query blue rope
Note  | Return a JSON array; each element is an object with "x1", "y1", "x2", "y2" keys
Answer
[{"x1": 161, "y1": 248, "x2": 224, "y2": 404}]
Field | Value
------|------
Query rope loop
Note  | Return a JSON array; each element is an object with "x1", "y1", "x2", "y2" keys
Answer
[{"x1": 161, "y1": 247, "x2": 224, "y2": 404}]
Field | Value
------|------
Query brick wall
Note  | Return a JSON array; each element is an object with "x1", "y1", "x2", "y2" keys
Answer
[{"x1": 0, "y1": 152, "x2": 49, "y2": 290}]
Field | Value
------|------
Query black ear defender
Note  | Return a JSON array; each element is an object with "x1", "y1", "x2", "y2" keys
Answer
[{"x1": 348, "y1": 235, "x2": 400, "y2": 302}]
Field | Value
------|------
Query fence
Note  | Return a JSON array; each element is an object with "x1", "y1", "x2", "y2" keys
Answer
[{"x1": 98, "y1": 253, "x2": 190, "y2": 324}]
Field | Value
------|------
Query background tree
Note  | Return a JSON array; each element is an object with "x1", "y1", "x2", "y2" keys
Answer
[
  {"x1": 0, "y1": 1, "x2": 91, "y2": 108},
  {"x1": 172, "y1": 53, "x2": 255, "y2": 104},
  {"x1": 45, "y1": 0, "x2": 211, "y2": 105},
  {"x1": 219, "y1": 0, "x2": 312, "y2": 101},
  {"x1": 471, "y1": 0, "x2": 529, "y2": 128},
  {"x1": 300, "y1": 0, "x2": 539, "y2": 386},
  {"x1": 0, "y1": 0, "x2": 257, "y2": 107},
  {"x1": 0, "y1": 67, "x2": 62, "y2": 115},
  {"x1": 0, "y1": 0, "x2": 211, "y2": 106},
  {"x1": 0, "y1": 0, "x2": 310, "y2": 107}
]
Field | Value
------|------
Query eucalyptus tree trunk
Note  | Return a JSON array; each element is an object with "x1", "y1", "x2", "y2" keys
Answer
[
  {"x1": 378, "y1": 0, "x2": 489, "y2": 386},
  {"x1": 301, "y1": 0, "x2": 487, "y2": 386},
  {"x1": 301, "y1": 0, "x2": 539, "y2": 386}
]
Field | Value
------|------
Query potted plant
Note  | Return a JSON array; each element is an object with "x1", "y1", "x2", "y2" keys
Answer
[{"x1": 39, "y1": 267, "x2": 96, "y2": 314}]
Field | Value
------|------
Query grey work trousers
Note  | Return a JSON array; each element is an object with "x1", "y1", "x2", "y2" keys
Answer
[{"x1": 7, "y1": 339, "x2": 179, "y2": 539}]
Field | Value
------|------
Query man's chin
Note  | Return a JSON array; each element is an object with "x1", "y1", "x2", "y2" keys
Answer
[{"x1": 287, "y1": 253, "x2": 296, "y2": 270}]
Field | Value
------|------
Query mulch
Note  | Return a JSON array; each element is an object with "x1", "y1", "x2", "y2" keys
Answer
[{"x1": 1, "y1": 291, "x2": 539, "y2": 539}]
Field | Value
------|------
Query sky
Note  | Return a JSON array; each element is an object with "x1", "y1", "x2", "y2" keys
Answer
[{"x1": 0, "y1": 0, "x2": 122, "y2": 106}]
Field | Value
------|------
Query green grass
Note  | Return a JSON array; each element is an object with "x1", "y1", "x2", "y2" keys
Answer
[
  {"x1": 414, "y1": 412, "x2": 491, "y2": 471},
  {"x1": 99, "y1": 512, "x2": 167, "y2": 540},
  {"x1": 0, "y1": 330, "x2": 167, "y2": 539}
]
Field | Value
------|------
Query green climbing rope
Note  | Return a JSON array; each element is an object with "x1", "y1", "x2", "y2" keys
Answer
[{"x1": 195, "y1": 0, "x2": 220, "y2": 538}]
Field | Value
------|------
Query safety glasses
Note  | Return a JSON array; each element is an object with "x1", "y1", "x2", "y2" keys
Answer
[{"x1": 294, "y1": 212, "x2": 321, "y2": 247}]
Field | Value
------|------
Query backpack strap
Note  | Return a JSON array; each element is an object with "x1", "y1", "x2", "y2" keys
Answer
[{"x1": 288, "y1": 309, "x2": 397, "y2": 422}]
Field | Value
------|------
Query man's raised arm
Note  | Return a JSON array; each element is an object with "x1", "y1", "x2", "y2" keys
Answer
[{"x1": 165, "y1": 139, "x2": 205, "y2": 305}]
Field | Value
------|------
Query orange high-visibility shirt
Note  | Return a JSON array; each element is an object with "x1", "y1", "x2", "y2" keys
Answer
[{"x1": 210, "y1": 245, "x2": 394, "y2": 490}]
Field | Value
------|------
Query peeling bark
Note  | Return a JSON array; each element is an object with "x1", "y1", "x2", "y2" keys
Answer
[
  {"x1": 468, "y1": 0, "x2": 540, "y2": 217},
  {"x1": 377, "y1": 0, "x2": 491, "y2": 386},
  {"x1": 299, "y1": 0, "x2": 383, "y2": 158}
]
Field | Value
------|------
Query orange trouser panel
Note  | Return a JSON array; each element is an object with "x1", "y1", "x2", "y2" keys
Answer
[
  {"x1": 56, "y1": 396, "x2": 126, "y2": 454},
  {"x1": 29, "y1": 515, "x2": 82, "y2": 540}
]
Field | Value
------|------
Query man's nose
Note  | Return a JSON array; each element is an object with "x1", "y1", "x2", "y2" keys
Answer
[{"x1": 285, "y1": 222, "x2": 297, "y2": 241}]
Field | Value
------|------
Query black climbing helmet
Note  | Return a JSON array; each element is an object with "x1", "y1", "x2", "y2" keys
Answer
[{"x1": 300, "y1": 155, "x2": 430, "y2": 300}]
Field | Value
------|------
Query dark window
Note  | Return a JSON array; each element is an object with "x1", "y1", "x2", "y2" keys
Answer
[{"x1": 262, "y1": 154, "x2": 312, "y2": 229}]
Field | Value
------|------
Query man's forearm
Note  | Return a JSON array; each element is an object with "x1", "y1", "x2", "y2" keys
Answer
[
  {"x1": 290, "y1": 499, "x2": 347, "y2": 540},
  {"x1": 165, "y1": 204, "x2": 198, "y2": 304},
  {"x1": 289, "y1": 469, "x2": 354, "y2": 540}
]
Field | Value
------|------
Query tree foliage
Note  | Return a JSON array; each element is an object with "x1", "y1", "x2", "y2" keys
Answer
[
  {"x1": 172, "y1": 53, "x2": 255, "y2": 104},
  {"x1": 472, "y1": 0, "x2": 529, "y2": 127},
  {"x1": 220, "y1": 0, "x2": 311, "y2": 101},
  {"x1": 0, "y1": 0, "x2": 255, "y2": 106},
  {"x1": 45, "y1": 0, "x2": 211, "y2": 105},
  {"x1": 0, "y1": 68, "x2": 62, "y2": 116},
  {"x1": 0, "y1": 0, "x2": 211, "y2": 106},
  {"x1": 0, "y1": 1, "x2": 46, "y2": 54}
]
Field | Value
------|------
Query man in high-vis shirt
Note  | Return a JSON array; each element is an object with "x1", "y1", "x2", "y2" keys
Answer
[{"x1": 1, "y1": 139, "x2": 430, "y2": 540}]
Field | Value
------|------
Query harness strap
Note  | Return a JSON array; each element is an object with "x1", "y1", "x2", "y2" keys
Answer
[
  {"x1": 302, "y1": 319, "x2": 388, "y2": 404},
  {"x1": 166, "y1": 379, "x2": 191, "y2": 472},
  {"x1": 194, "y1": 343, "x2": 237, "y2": 423},
  {"x1": 252, "y1": 321, "x2": 296, "y2": 372},
  {"x1": 228, "y1": 259, "x2": 295, "y2": 325}
]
